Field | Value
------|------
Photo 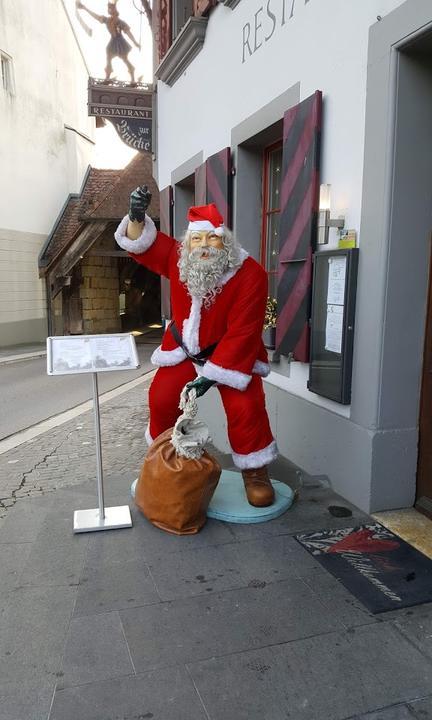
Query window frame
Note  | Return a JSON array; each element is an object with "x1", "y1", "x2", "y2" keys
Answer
[
  {"x1": 1, "y1": 51, "x2": 14, "y2": 95},
  {"x1": 260, "y1": 139, "x2": 283, "y2": 296}
]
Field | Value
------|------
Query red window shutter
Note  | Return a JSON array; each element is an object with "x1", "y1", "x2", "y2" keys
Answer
[
  {"x1": 194, "y1": 161, "x2": 207, "y2": 206},
  {"x1": 158, "y1": 0, "x2": 172, "y2": 62},
  {"x1": 275, "y1": 90, "x2": 322, "y2": 362},
  {"x1": 159, "y1": 185, "x2": 173, "y2": 320},
  {"x1": 193, "y1": 0, "x2": 216, "y2": 16},
  {"x1": 159, "y1": 185, "x2": 173, "y2": 236},
  {"x1": 194, "y1": 147, "x2": 232, "y2": 226}
]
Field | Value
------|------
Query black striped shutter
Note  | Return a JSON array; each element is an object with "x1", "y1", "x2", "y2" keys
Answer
[
  {"x1": 194, "y1": 147, "x2": 232, "y2": 226},
  {"x1": 276, "y1": 91, "x2": 322, "y2": 361},
  {"x1": 159, "y1": 185, "x2": 173, "y2": 321}
]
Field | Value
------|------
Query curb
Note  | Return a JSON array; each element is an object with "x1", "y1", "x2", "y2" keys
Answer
[{"x1": 0, "y1": 351, "x2": 47, "y2": 366}]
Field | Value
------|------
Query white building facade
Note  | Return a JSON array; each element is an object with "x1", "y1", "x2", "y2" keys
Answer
[
  {"x1": 0, "y1": 0, "x2": 94, "y2": 346},
  {"x1": 153, "y1": 0, "x2": 432, "y2": 514}
]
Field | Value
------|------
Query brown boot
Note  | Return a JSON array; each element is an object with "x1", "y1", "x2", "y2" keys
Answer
[{"x1": 242, "y1": 466, "x2": 275, "y2": 507}]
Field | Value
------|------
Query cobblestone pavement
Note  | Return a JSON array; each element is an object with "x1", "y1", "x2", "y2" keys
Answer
[{"x1": 0, "y1": 377, "x2": 153, "y2": 522}]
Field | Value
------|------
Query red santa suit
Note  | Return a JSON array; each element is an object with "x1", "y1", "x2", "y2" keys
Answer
[{"x1": 114, "y1": 214, "x2": 278, "y2": 470}]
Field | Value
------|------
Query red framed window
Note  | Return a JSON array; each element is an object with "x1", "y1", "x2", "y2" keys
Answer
[{"x1": 261, "y1": 141, "x2": 283, "y2": 298}]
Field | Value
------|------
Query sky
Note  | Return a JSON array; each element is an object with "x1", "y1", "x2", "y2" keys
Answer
[{"x1": 63, "y1": 0, "x2": 153, "y2": 168}]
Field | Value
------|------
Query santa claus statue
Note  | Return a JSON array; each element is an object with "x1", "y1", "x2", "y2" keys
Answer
[{"x1": 114, "y1": 186, "x2": 278, "y2": 507}]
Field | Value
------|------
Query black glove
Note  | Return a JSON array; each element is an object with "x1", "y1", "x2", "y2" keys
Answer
[
  {"x1": 129, "y1": 185, "x2": 152, "y2": 223},
  {"x1": 185, "y1": 376, "x2": 216, "y2": 399}
]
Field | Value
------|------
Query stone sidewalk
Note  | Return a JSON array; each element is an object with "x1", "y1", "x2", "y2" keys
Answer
[{"x1": 1, "y1": 378, "x2": 432, "y2": 720}]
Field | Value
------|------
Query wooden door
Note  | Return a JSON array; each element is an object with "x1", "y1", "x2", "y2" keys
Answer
[{"x1": 416, "y1": 245, "x2": 432, "y2": 518}]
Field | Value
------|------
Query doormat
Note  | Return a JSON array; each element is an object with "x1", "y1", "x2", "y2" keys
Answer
[{"x1": 295, "y1": 522, "x2": 432, "y2": 614}]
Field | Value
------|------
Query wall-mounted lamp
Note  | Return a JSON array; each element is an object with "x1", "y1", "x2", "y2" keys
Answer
[{"x1": 318, "y1": 184, "x2": 345, "y2": 245}]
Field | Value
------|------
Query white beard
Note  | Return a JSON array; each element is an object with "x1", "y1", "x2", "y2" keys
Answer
[{"x1": 178, "y1": 246, "x2": 230, "y2": 307}]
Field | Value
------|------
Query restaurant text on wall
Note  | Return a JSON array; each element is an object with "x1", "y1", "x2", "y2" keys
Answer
[{"x1": 242, "y1": 0, "x2": 312, "y2": 63}]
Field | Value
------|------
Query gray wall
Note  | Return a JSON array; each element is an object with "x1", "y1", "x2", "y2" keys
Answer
[{"x1": 0, "y1": 318, "x2": 47, "y2": 347}]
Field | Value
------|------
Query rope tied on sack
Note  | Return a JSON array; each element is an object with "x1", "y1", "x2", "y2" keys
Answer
[{"x1": 171, "y1": 386, "x2": 211, "y2": 460}]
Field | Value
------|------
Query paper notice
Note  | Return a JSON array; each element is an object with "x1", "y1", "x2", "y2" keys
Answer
[
  {"x1": 90, "y1": 335, "x2": 133, "y2": 370},
  {"x1": 325, "y1": 304, "x2": 344, "y2": 354},
  {"x1": 52, "y1": 337, "x2": 93, "y2": 373},
  {"x1": 48, "y1": 334, "x2": 139, "y2": 375},
  {"x1": 327, "y1": 257, "x2": 347, "y2": 306}
]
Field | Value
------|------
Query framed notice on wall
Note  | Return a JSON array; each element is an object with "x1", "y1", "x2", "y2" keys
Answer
[
  {"x1": 307, "y1": 249, "x2": 359, "y2": 404},
  {"x1": 47, "y1": 334, "x2": 139, "y2": 375}
]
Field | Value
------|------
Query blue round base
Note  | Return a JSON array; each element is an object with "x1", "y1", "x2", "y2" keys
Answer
[
  {"x1": 207, "y1": 470, "x2": 295, "y2": 524},
  {"x1": 130, "y1": 471, "x2": 295, "y2": 525}
]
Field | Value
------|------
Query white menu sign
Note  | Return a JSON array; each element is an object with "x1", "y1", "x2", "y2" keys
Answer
[
  {"x1": 326, "y1": 257, "x2": 347, "y2": 305},
  {"x1": 47, "y1": 334, "x2": 139, "y2": 375},
  {"x1": 325, "y1": 304, "x2": 344, "y2": 354}
]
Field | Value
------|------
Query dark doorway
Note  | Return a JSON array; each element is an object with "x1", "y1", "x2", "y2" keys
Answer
[
  {"x1": 119, "y1": 258, "x2": 162, "y2": 340},
  {"x1": 399, "y1": 35, "x2": 432, "y2": 518},
  {"x1": 417, "y1": 246, "x2": 432, "y2": 519}
]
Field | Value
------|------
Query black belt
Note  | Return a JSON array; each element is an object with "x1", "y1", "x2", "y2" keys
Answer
[{"x1": 169, "y1": 321, "x2": 218, "y2": 366}]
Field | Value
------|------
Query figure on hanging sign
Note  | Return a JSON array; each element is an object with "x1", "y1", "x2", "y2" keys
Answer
[
  {"x1": 76, "y1": 1, "x2": 140, "y2": 83},
  {"x1": 114, "y1": 186, "x2": 279, "y2": 508}
]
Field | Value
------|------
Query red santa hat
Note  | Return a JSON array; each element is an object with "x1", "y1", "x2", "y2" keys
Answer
[{"x1": 187, "y1": 203, "x2": 225, "y2": 237}]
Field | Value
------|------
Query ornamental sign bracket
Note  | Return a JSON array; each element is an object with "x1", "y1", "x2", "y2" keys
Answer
[{"x1": 88, "y1": 78, "x2": 153, "y2": 154}]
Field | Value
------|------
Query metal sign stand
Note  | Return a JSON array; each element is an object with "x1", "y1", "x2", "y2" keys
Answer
[
  {"x1": 73, "y1": 372, "x2": 132, "y2": 533},
  {"x1": 47, "y1": 333, "x2": 139, "y2": 534}
]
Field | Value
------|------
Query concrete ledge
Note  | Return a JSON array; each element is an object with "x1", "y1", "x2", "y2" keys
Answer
[{"x1": 155, "y1": 17, "x2": 208, "y2": 86}]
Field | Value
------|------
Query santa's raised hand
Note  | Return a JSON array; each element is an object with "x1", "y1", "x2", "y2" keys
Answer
[{"x1": 129, "y1": 185, "x2": 152, "y2": 223}]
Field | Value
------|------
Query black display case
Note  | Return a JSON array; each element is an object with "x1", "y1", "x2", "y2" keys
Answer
[{"x1": 308, "y1": 248, "x2": 359, "y2": 404}]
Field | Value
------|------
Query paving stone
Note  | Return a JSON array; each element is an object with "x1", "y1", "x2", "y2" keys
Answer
[
  {"x1": 59, "y1": 612, "x2": 134, "y2": 689},
  {"x1": 120, "y1": 579, "x2": 341, "y2": 672},
  {"x1": 231, "y1": 533, "x2": 326, "y2": 586},
  {"x1": 409, "y1": 696, "x2": 432, "y2": 718},
  {"x1": 0, "y1": 585, "x2": 76, "y2": 690},
  {"x1": 99, "y1": 508, "x2": 231, "y2": 559},
  {"x1": 146, "y1": 542, "x2": 246, "y2": 600},
  {"x1": 355, "y1": 703, "x2": 416, "y2": 718},
  {"x1": 393, "y1": 606, "x2": 432, "y2": 662},
  {"x1": 0, "y1": 542, "x2": 33, "y2": 594},
  {"x1": 49, "y1": 666, "x2": 207, "y2": 720},
  {"x1": 187, "y1": 623, "x2": 432, "y2": 720},
  {"x1": 0, "y1": 495, "x2": 53, "y2": 543},
  {"x1": 299, "y1": 567, "x2": 378, "y2": 628},
  {"x1": 73, "y1": 556, "x2": 160, "y2": 616},
  {"x1": 0, "y1": 679, "x2": 54, "y2": 720},
  {"x1": 19, "y1": 514, "x2": 89, "y2": 587},
  {"x1": 227, "y1": 486, "x2": 370, "y2": 541}
]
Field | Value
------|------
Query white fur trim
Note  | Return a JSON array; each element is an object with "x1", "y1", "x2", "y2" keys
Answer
[
  {"x1": 253, "y1": 360, "x2": 270, "y2": 377},
  {"x1": 182, "y1": 296, "x2": 203, "y2": 355},
  {"x1": 145, "y1": 425, "x2": 154, "y2": 446},
  {"x1": 200, "y1": 360, "x2": 251, "y2": 390},
  {"x1": 218, "y1": 249, "x2": 249, "y2": 287},
  {"x1": 150, "y1": 345, "x2": 187, "y2": 366},
  {"x1": 232, "y1": 440, "x2": 278, "y2": 470},
  {"x1": 188, "y1": 220, "x2": 224, "y2": 236},
  {"x1": 114, "y1": 214, "x2": 157, "y2": 253}
]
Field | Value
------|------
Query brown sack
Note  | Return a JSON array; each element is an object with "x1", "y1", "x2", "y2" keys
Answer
[{"x1": 135, "y1": 427, "x2": 221, "y2": 535}]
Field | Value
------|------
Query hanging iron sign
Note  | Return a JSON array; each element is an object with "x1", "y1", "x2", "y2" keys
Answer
[
  {"x1": 88, "y1": 78, "x2": 153, "y2": 153},
  {"x1": 89, "y1": 105, "x2": 151, "y2": 119},
  {"x1": 108, "y1": 117, "x2": 152, "y2": 153}
]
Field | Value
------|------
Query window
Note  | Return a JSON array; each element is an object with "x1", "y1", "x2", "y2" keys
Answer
[
  {"x1": 1, "y1": 51, "x2": 14, "y2": 94},
  {"x1": 172, "y1": 0, "x2": 193, "y2": 40},
  {"x1": 261, "y1": 141, "x2": 283, "y2": 298}
]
